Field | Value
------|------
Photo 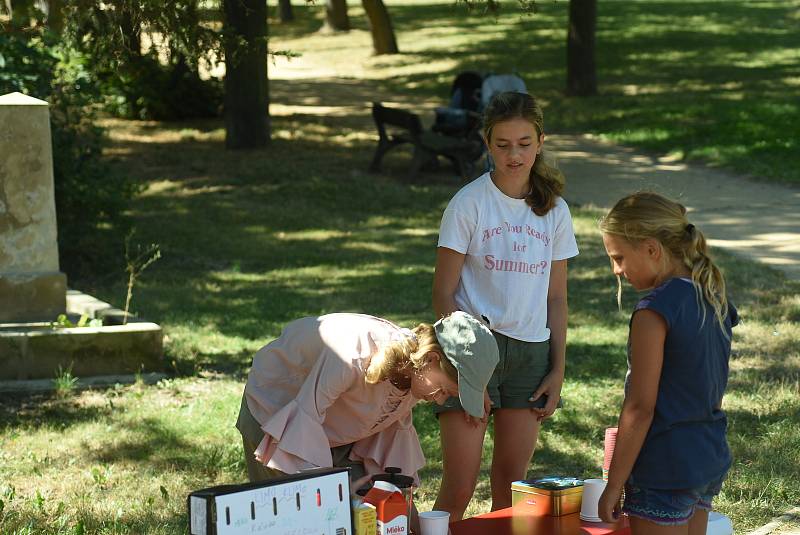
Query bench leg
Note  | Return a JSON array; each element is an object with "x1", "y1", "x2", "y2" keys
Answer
[{"x1": 369, "y1": 139, "x2": 393, "y2": 173}]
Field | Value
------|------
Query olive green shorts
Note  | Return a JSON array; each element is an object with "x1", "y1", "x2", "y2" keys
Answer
[
  {"x1": 236, "y1": 396, "x2": 367, "y2": 483},
  {"x1": 433, "y1": 331, "x2": 561, "y2": 414}
]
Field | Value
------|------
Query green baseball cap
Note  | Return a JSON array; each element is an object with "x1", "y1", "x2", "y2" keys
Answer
[{"x1": 434, "y1": 311, "x2": 499, "y2": 418}]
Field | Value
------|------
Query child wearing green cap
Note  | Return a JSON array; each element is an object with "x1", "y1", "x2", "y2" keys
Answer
[{"x1": 235, "y1": 311, "x2": 498, "y2": 491}]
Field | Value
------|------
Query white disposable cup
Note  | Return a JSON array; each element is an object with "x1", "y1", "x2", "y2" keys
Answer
[
  {"x1": 707, "y1": 512, "x2": 733, "y2": 535},
  {"x1": 580, "y1": 478, "x2": 607, "y2": 519},
  {"x1": 419, "y1": 510, "x2": 450, "y2": 535}
]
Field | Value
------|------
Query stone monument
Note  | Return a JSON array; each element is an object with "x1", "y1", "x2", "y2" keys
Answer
[
  {"x1": 0, "y1": 92, "x2": 163, "y2": 382},
  {"x1": 0, "y1": 92, "x2": 67, "y2": 322}
]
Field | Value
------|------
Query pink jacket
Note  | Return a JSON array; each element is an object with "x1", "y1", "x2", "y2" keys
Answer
[{"x1": 244, "y1": 313, "x2": 425, "y2": 483}]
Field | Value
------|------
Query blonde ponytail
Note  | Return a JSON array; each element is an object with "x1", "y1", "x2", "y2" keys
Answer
[
  {"x1": 683, "y1": 224, "x2": 729, "y2": 333},
  {"x1": 364, "y1": 323, "x2": 456, "y2": 384}
]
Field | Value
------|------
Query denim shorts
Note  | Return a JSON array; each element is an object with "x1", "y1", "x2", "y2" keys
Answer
[
  {"x1": 622, "y1": 474, "x2": 726, "y2": 526},
  {"x1": 433, "y1": 331, "x2": 560, "y2": 414}
]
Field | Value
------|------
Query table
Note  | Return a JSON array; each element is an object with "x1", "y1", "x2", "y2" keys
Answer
[{"x1": 450, "y1": 506, "x2": 630, "y2": 535}]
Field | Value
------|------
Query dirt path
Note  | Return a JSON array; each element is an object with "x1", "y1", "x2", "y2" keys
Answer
[{"x1": 548, "y1": 134, "x2": 800, "y2": 280}]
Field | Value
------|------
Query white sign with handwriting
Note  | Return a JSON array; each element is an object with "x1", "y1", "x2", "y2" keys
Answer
[{"x1": 212, "y1": 471, "x2": 352, "y2": 535}]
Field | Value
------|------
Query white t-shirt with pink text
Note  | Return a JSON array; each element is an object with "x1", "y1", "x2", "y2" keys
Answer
[{"x1": 438, "y1": 173, "x2": 579, "y2": 342}]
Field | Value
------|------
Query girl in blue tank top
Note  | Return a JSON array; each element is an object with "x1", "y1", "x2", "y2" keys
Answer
[{"x1": 597, "y1": 192, "x2": 738, "y2": 534}]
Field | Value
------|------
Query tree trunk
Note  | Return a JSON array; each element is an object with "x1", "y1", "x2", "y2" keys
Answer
[
  {"x1": 46, "y1": 0, "x2": 63, "y2": 32},
  {"x1": 278, "y1": 0, "x2": 294, "y2": 23},
  {"x1": 323, "y1": 0, "x2": 349, "y2": 31},
  {"x1": 566, "y1": 0, "x2": 597, "y2": 96},
  {"x1": 361, "y1": 0, "x2": 398, "y2": 55},
  {"x1": 119, "y1": 5, "x2": 141, "y2": 60},
  {"x1": 222, "y1": 0, "x2": 270, "y2": 149}
]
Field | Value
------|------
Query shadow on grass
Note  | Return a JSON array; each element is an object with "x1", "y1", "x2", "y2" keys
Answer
[
  {"x1": 0, "y1": 393, "x2": 111, "y2": 430},
  {"x1": 728, "y1": 358, "x2": 800, "y2": 391},
  {"x1": 565, "y1": 343, "x2": 627, "y2": 382},
  {"x1": 90, "y1": 416, "x2": 192, "y2": 465},
  {"x1": 87, "y1": 417, "x2": 246, "y2": 483}
]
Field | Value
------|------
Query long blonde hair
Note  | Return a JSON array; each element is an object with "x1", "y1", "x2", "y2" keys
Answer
[
  {"x1": 365, "y1": 323, "x2": 457, "y2": 384},
  {"x1": 483, "y1": 91, "x2": 565, "y2": 216},
  {"x1": 598, "y1": 192, "x2": 729, "y2": 331}
]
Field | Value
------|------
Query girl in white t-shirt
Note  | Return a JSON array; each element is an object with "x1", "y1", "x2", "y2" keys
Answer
[{"x1": 432, "y1": 91, "x2": 579, "y2": 520}]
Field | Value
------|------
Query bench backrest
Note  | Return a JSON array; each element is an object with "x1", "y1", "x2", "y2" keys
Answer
[{"x1": 372, "y1": 102, "x2": 424, "y2": 139}]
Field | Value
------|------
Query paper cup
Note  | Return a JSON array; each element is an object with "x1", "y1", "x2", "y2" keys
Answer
[
  {"x1": 580, "y1": 478, "x2": 607, "y2": 521},
  {"x1": 707, "y1": 511, "x2": 733, "y2": 535},
  {"x1": 419, "y1": 510, "x2": 450, "y2": 535}
]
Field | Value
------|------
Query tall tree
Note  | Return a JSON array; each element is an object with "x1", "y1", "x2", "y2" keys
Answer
[
  {"x1": 278, "y1": 0, "x2": 294, "y2": 23},
  {"x1": 117, "y1": 2, "x2": 142, "y2": 60},
  {"x1": 362, "y1": 0, "x2": 397, "y2": 55},
  {"x1": 47, "y1": 0, "x2": 64, "y2": 32},
  {"x1": 323, "y1": 0, "x2": 349, "y2": 32},
  {"x1": 222, "y1": 0, "x2": 269, "y2": 149},
  {"x1": 566, "y1": 0, "x2": 597, "y2": 96},
  {"x1": 59, "y1": 1, "x2": 264, "y2": 145}
]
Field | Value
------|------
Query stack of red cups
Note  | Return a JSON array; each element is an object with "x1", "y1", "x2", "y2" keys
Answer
[{"x1": 603, "y1": 427, "x2": 618, "y2": 481}]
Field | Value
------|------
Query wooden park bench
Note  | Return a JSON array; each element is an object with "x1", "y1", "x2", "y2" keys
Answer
[{"x1": 369, "y1": 102, "x2": 483, "y2": 180}]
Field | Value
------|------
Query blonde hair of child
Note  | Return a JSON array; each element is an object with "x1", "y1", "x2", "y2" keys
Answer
[
  {"x1": 483, "y1": 91, "x2": 565, "y2": 216},
  {"x1": 598, "y1": 192, "x2": 729, "y2": 332},
  {"x1": 365, "y1": 323, "x2": 457, "y2": 384}
]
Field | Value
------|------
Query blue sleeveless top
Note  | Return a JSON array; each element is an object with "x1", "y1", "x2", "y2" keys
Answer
[{"x1": 626, "y1": 278, "x2": 738, "y2": 489}]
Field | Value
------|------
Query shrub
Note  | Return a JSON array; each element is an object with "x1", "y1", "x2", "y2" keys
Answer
[
  {"x1": 94, "y1": 51, "x2": 222, "y2": 121},
  {"x1": 61, "y1": 2, "x2": 223, "y2": 121},
  {"x1": 0, "y1": 31, "x2": 138, "y2": 278}
]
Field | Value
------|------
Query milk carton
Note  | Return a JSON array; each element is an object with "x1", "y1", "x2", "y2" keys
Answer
[{"x1": 364, "y1": 481, "x2": 408, "y2": 535}]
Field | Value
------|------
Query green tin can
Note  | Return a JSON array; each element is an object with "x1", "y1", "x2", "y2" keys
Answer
[{"x1": 511, "y1": 477, "x2": 584, "y2": 516}]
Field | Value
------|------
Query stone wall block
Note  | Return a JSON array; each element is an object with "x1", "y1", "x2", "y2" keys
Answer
[{"x1": 0, "y1": 323, "x2": 164, "y2": 380}]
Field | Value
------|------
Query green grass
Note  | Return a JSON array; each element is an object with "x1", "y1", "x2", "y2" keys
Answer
[{"x1": 1, "y1": 1, "x2": 799, "y2": 533}]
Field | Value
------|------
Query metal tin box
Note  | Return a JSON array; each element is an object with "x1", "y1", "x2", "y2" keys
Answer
[{"x1": 511, "y1": 477, "x2": 583, "y2": 517}]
